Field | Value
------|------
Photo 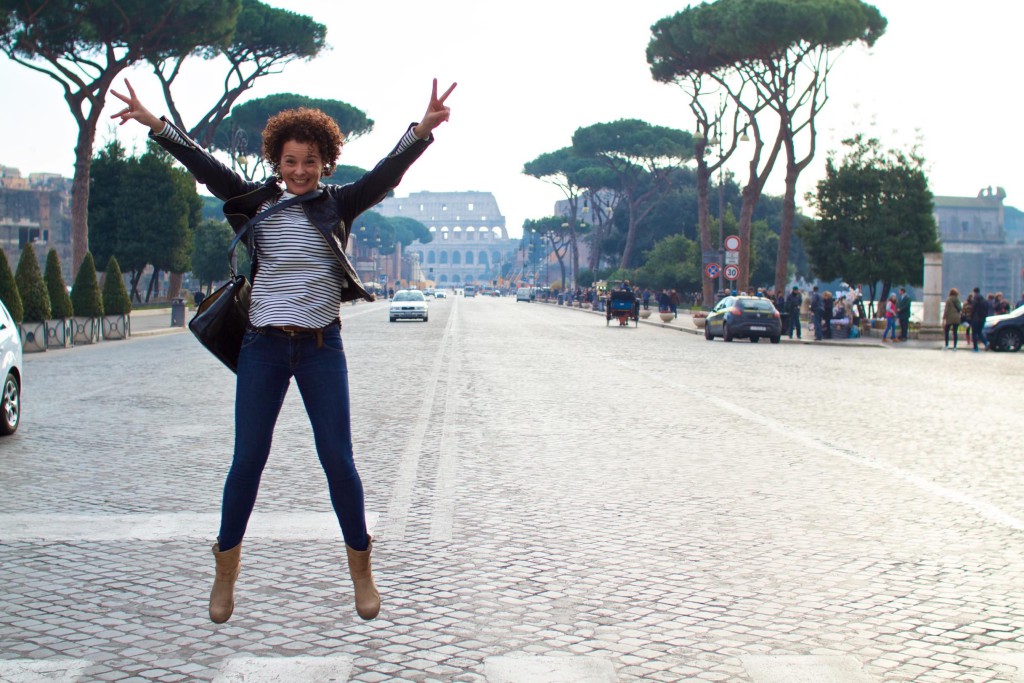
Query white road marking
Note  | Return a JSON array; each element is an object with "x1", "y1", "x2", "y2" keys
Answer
[
  {"x1": 0, "y1": 511, "x2": 378, "y2": 542},
  {"x1": 213, "y1": 655, "x2": 353, "y2": 682},
  {"x1": 0, "y1": 659, "x2": 91, "y2": 682},
  {"x1": 741, "y1": 655, "x2": 876, "y2": 683},
  {"x1": 380, "y1": 300, "x2": 457, "y2": 541},
  {"x1": 429, "y1": 335, "x2": 460, "y2": 541},
  {"x1": 485, "y1": 655, "x2": 618, "y2": 683}
]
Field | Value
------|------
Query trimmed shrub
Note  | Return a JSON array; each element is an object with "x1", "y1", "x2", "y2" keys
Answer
[
  {"x1": 70, "y1": 252, "x2": 104, "y2": 317},
  {"x1": 15, "y1": 243, "x2": 50, "y2": 323},
  {"x1": 45, "y1": 249, "x2": 73, "y2": 318},
  {"x1": 0, "y1": 249, "x2": 22, "y2": 323},
  {"x1": 101, "y1": 255, "x2": 132, "y2": 315}
]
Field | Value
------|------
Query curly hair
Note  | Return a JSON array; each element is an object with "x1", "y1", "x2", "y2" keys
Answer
[{"x1": 262, "y1": 107, "x2": 345, "y2": 177}]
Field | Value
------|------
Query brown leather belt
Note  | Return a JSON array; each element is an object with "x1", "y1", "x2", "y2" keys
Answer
[{"x1": 272, "y1": 324, "x2": 318, "y2": 334}]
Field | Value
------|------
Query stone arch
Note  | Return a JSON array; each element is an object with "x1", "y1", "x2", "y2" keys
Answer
[
  {"x1": 466, "y1": 251, "x2": 474, "y2": 265},
  {"x1": 479, "y1": 251, "x2": 489, "y2": 266},
  {"x1": 427, "y1": 251, "x2": 436, "y2": 264},
  {"x1": 452, "y1": 251, "x2": 462, "y2": 265},
  {"x1": 440, "y1": 251, "x2": 449, "y2": 264}
]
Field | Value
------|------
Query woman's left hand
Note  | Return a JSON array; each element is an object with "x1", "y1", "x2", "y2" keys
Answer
[{"x1": 414, "y1": 78, "x2": 457, "y2": 139}]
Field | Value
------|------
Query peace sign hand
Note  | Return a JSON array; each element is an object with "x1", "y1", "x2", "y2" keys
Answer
[
  {"x1": 109, "y1": 79, "x2": 162, "y2": 132},
  {"x1": 414, "y1": 78, "x2": 457, "y2": 139}
]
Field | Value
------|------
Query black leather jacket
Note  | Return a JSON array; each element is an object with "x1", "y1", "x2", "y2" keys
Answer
[{"x1": 151, "y1": 118, "x2": 433, "y2": 303}]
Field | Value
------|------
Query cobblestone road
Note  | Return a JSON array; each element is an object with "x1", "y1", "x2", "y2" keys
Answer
[{"x1": 1, "y1": 295, "x2": 1023, "y2": 682}]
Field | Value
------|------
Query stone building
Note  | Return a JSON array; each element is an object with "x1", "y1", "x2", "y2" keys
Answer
[
  {"x1": 0, "y1": 166, "x2": 73, "y2": 273},
  {"x1": 374, "y1": 191, "x2": 520, "y2": 287},
  {"x1": 934, "y1": 187, "x2": 1024, "y2": 304}
]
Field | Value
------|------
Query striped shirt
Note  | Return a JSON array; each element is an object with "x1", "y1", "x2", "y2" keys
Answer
[{"x1": 155, "y1": 122, "x2": 425, "y2": 327}]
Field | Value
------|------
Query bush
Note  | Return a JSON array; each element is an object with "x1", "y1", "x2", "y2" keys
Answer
[
  {"x1": 0, "y1": 249, "x2": 22, "y2": 323},
  {"x1": 101, "y1": 255, "x2": 132, "y2": 315},
  {"x1": 70, "y1": 252, "x2": 104, "y2": 317},
  {"x1": 15, "y1": 243, "x2": 50, "y2": 323},
  {"x1": 45, "y1": 249, "x2": 73, "y2": 318}
]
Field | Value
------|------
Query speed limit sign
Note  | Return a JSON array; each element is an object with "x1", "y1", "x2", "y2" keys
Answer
[{"x1": 724, "y1": 264, "x2": 739, "y2": 281}]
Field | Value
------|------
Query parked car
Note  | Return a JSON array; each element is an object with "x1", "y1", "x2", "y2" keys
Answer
[
  {"x1": 983, "y1": 304, "x2": 1024, "y2": 351},
  {"x1": 705, "y1": 295, "x2": 782, "y2": 343},
  {"x1": 516, "y1": 287, "x2": 534, "y2": 302},
  {"x1": 0, "y1": 299, "x2": 23, "y2": 435},
  {"x1": 389, "y1": 289, "x2": 429, "y2": 322}
]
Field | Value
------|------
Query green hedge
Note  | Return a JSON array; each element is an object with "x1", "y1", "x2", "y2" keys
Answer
[
  {"x1": 0, "y1": 250, "x2": 22, "y2": 323},
  {"x1": 70, "y1": 252, "x2": 103, "y2": 317},
  {"x1": 101, "y1": 255, "x2": 132, "y2": 315},
  {"x1": 45, "y1": 249, "x2": 73, "y2": 318},
  {"x1": 15, "y1": 243, "x2": 50, "y2": 323}
]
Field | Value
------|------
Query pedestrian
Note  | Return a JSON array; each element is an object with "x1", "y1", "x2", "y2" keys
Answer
[
  {"x1": 658, "y1": 289, "x2": 671, "y2": 313},
  {"x1": 821, "y1": 290, "x2": 834, "y2": 339},
  {"x1": 897, "y1": 287, "x2": 911, "y2": 341},
  {"x1": 941, "y1": 287, "x2": 961, "y2": 350},
  {"x1": 970, "y1": 287, "x2": 989, "y2": 352},
  {"x1": 642, "y1": 288, "x2": 651, "y2": 311},
  {"x1": 111, "y1": 76, "x2": 457, "y2": 623},
  {"x1": 810, "y1": 286, "x2": 824, "y2": 340},
  {"x1": 785, "y1": 286, "x2": 802, "y2": 339},
  {"x1": 669, "y1": 289, "x2": 681, "y2": 318},
  {"x1": 881, "y1": 293, "x2": 898, "y2": 342}
]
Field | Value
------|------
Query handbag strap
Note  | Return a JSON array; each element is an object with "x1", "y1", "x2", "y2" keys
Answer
[{"x1": 228, "y1": 189, "x2": 323, "y2": 274}]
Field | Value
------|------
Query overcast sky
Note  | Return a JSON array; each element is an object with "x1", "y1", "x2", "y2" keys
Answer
[{"x1": 1, "y1": 0, "x2": 1020, "y2": 237}]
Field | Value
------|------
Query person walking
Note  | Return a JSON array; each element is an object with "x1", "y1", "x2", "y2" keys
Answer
[
  {"x1": 669, "y1": 289, "x2": 681, "y2": 318},
  {"x1": 111, "y1": 76, "x2": 457, "y2": 623},
  {"x1": 897, "y1": 287, "x2": 912, "y2": 342},
  {"x1": 970, "y1": 287, "x2": 989, "y2": 352},
  {"x1": 881, "y1": 293, "x2": 898, "y2": 342},
  {"x1": 810, "y1": 286, "x2": 824, "y2": 341},
  {"x1": 941, "y1": 287, "x2": 962, "y2": 350},
  {"x1": 821, "y1": 290, "x2": 834, "y2": 339},
  {"x1": 785, "y1": 286, "x2": 802, "y2": 339}
]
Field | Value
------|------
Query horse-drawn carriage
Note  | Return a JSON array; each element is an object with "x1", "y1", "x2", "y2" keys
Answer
[{"x1": 606, "y1": 289, "x2": 639, "y2": 327}]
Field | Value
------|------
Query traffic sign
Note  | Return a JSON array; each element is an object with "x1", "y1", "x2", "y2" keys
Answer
[
  {"x1": 724, "y1": 251, "x2": 739, "y2": 265},
  {"x1": 705, "y1": 263, "x2": 721, "y2": 279},
  {"x1": 724, "y1": 235, "x2": 741, "y2": 251},
  {"x1": 724, "y1": 264, "x2": 739, "y2": 281}
]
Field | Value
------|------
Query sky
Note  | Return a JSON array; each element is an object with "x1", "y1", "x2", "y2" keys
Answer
[{"x1": 1, "y1": 0, "x2": 1021, "y2": 238}]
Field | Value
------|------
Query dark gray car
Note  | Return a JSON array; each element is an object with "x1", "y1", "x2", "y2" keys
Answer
[{"x1": 705, "y1": 295, "x2": 783, "y2": 343}]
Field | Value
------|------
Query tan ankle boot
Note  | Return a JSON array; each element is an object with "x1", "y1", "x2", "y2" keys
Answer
[
  {"x1": 346, "y1": 538, "x2": 380, "y2": 620},
  {"x1": 209, "y1": 541, "x2": 241, "y2": 624}
]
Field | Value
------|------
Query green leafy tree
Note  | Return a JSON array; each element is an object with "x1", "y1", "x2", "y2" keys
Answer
[
  {"x1": 0, "y1": 0, "x2": 240, "y2": 275},
  {"x1": 15, "y1": 243, "x2": 50, "y2": 322},
  {"x1": 153, "y1": 0, "x2": 327, "y2": 148},
  {"x1": 191, "y1": 219, "x2": 235, "y2": 293},
  {"x1": 70, "y1": 252, "x2": 103, "y2": 317},
  {"x1": 634, "y1": 233, "x2": 701, "y2": 293},
  {"x1": 523, "y1": 216, "x2": 573, "y2": 289},
  {"x1": 572, "y1": 120, "x2": 693, "y2": 269},
  {"x1": 213, "y1": 94, "x2": 373, "y2": 180},
  {"x1": 325, "y1": 164, "x2": 370, "y2": 186},
  {"x1": 801, "y1": 135, "x2": 939, "y2": 310},
  {"x1": 387, "y1": 217, "x2": 432, "y2": 248},
  {"x1": 101, "y1": 255, "x2": 132, "y2": 316},
  {"x1": 45, "y1": 249, "x2": 73, "y2": 318},
  {"x1": 0, "y1": 250, "x2": 24, "y2": 323}
]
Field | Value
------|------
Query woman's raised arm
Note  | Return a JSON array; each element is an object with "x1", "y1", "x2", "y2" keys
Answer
[{"x1": 110, "y1": 79, "x2": 163, "y2": 133}]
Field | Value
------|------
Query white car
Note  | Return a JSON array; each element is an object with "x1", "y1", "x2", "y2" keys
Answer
[
  {"x1": 389, "y1": 289, "x2": 428, "y2": 322},
  {"x1": 516, "y1": 287, "x2": 534, "y2": 302},
  {"x1": 434, "y1": 290, "x2": 447, "y2": 300},
  {"x1": 0, "y1": 299, "x2": 23, "y2": 435}
]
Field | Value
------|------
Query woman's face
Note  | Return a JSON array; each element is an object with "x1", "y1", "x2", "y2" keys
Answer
[{"x1": 279, "y1": 139, "x2": 323, "y2": 195}]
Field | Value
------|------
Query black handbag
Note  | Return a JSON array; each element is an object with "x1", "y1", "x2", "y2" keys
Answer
[{"x1": 189, "y1": 190, "x2": 322, "y2": 372}]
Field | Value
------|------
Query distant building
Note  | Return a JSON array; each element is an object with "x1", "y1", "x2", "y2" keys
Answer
[
  {"x1": 0, "y1": 165, "x2": 73, "y2": 273},
  {"x1": 374, "y1": 191, "x2": 521, "y2": 286}
]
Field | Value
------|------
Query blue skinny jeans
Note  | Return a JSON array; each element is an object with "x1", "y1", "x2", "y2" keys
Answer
[
  {"x1": 217, "y1": 322, "x2": 368, "y2": 552},
  {"x1": 882, "y1": 317, "x2": 897, "y2": 340}
]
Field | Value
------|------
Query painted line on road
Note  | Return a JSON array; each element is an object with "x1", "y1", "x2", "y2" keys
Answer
[
  {"x1": 0, "y1": 659, "x2": 91, "y2": 682},
  {"x1": 429, "y1": 333, "x2": 461, "y2": 541},
  {"x1": 379, "y1": 299, "x2": 458, "y2": 541},
  {"x1": 484, "y1": 655, "x2": 618, "y2": 682},
  {"x1": 0, "y1": 511, "x2": 378, "y2": 542},
  {"x1": 634, "y1": 363, "x2": 1024, "y2": 533},
  {"x1": 213, "y1": 655, "x2": 353, "y2": 683},
  {"x1": 741, "y1": 655, "x2": 876, "y2": 683}
]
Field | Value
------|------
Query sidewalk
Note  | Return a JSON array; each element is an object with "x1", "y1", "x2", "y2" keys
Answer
[
  {"x1": 127, "y1": 306, "x2": 190, "y2": 338},
  {"x1": 540, "y1": 300, "x2": 947, "y2": 350}
]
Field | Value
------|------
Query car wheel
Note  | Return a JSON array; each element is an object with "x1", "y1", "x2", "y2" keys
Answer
[
  {"x1": 390, "y1": 316, "x2": 396, "y2": 322},
  {"x1": 705, "y1": 324, "x2": 713, "y2": 341},
  {"x1": 423, "y1": 316, "x2": 429, "y2": 323},
  {"x1": 1000, "y1": 328, "x2": 1023, "y2": 351},
  {"x1": 1, "y1": 371, "x2": 20, "y2": 436},
  {"x1": 750, "y1": 336, "x2": 760, "y2": 343},
  {"x1": 770, "y1": 335, "x2": 781, "y2": 344},
  {"x1": 723, "y1": 324, "x2": 734, "y2": 342}
]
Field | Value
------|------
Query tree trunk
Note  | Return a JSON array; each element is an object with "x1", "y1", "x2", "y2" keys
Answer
[
  {"x1": 619, "y1": 195, "x2": 639, "y2": 271},
  {"x1": 167, "y1": 272, "x2": 183, "y2": 301},
  {"x1": 696, "y1": 155, "x2": 714, "y2": 305},
  {"x1": 776, "y1": 155, "x2": 798, "y2": 293},
  {"x1": 70, "y1": 125, "x2": 97, "y2": 277},
  {"x1": 737, "y1": 184, "x2": 759, "y2": 294}
]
